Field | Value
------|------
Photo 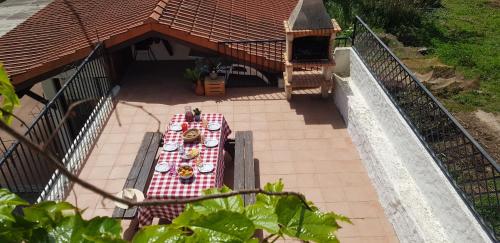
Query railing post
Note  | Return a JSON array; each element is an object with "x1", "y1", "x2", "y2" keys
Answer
[{"x1": 352, "y1": 17, "x2": 357, "y2": 46}]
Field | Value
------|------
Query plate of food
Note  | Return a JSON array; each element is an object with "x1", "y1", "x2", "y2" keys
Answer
[
  {"x1": 182, "y1": 148, "x2": 200, "y2": 160},
  {"x1": 169, "y1": 123, "x2": 182, "y2": 132},
  {"x1": 155, "y1": 163, "x2": 171, "y2": 173},
  {"x1": 207, "y1": 122, "x2": 221, "y2": 131},
  {"x1": 204, "y1": 138, "x2": 218, "y2": 148},
  {"x1": 177, "y1": 163, "x2": 194, "y2": 179},
  {"x1": 163, "y1": 142, "x2": 178, "y2": 152},
  {"x1": 198, "y1": 163, "x2": 214, "y2": 173}
]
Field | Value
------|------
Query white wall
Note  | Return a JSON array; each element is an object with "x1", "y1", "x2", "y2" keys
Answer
[
  {"x1": 333, "y1": 47, "x2": 492, "y2": 243},
  {"x1": 133, "y1": 40, "x2": 196, "y2": 61}
]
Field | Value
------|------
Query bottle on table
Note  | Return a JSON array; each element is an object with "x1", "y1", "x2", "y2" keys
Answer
[{"x1": 184, "y1": 106, "x2": 194, "y2": 122}]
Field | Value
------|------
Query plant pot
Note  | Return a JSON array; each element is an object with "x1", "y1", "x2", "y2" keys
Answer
[
  {"x1": 195, "y1": 79, "x2": 205, "y2": 96},
  {"x1": 194, "y1": 115, "x2": 201, "y2": 122},
  {"x1": 209, "y1": 71, "x2": 218, "y2": 80}
]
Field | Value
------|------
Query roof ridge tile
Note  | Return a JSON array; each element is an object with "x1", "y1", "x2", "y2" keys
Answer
[{"x1": 146, "y1": 0, "x2": 169, "y2": 23}]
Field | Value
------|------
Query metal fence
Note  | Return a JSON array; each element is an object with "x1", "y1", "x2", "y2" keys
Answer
[
  {"x1": 216, "y1": 39, "x2": 286, "y2": 87},
  {"x1": 351, "y1": 16, "x2": 499, "y2": 240},
  {"x1": 0, "y1": 43, "x2": 112, "y2": 203},
  {"x1": 216, "y1": 37, "x2": 351, "y2": 86}
]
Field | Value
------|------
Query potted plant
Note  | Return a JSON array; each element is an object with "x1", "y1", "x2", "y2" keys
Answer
[
  {"x1": 184, "y1": 68, "x2": 204, "y2": 96},
  {"x1": 209, "y1": 63, "x2": 221, "y2": 80},
  {"x1": 203, "y1": 58, "x2": 222, "y2": 80},
  {"x1": 193, "y1": 108, "x2": 202, "y2": 121}
]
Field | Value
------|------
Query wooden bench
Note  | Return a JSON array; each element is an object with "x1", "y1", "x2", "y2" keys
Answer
[
  {"x1": 233, "y1": 131, "x2": 256, "y2": 205},
  {"x1": 112, "y1": 132, "x2": 162, "y2": 219}
]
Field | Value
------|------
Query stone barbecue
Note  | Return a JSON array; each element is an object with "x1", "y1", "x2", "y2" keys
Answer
[{"x1": 283, "y1": 0, "x2": 341, "y2": 100}]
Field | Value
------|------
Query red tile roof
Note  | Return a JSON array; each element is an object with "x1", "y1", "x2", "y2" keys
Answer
[{"x1": 0, "y1": 0, "x2": 299, "y2": 88}]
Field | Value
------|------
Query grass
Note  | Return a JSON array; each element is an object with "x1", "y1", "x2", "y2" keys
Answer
[{"x1": 430, "y1": 0, "x2": 500, "y2": 113}]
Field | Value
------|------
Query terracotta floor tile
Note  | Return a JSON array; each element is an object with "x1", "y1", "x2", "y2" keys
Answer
[
  {"x1": 352, "y1": 218, "x2": 386, "y2": 237},
  {"x1": 114, "y1": 153, "x2": 137, "y2": 166},
  {"x1": 120, "y1": 143, "x2": 141, "y2": 154},
  {"x1": 234, "y1": 113, "x2": 250, "y2": 122},
  {"x1": 93, "y1": 154, "x2": 118, "y2": 167},
  {"x1": 270, "y1": 139, "x2": 289, "y2": 150},
  {"x1": 337, "y1": 221, "x2": 359, "y2": 238},
  {"x1": 99, "y1": 143, "x2": 122, "y2": 155},
  {"x1": 296, "y1": 174, "x2": 320, "y2": 188},
  {"x1": 293, "y1": 162, "x2": 316, "y2": 173},
  {"x1": 339, "y1": 172, "x2": 372, "y2": 187},
  {"x1": 67, "y1": 193, "x2": 101, "y2": 210},
  {"x1": 296, "y1": 188, "x2": 324, "y2": 203},
  {"x1": 105, "y1": 179, "x2": 127, "y2": 193},
  {"x1": 109, "y1": 166, "x2": 133, "y2": 179},
  {"x1": 71, "y1": 179, "x2": 107, "y2": 195},
  {"x1": 104, "y1": 133, "x2": 128, "y2": 144},
  {"x1": 88, "y1": 166, "x2": 113, "y2": 180},
  {"x1": 344, "y1": 186, "x2": 379, "y2": 202},
  {"x1": 316, "y1": 173, "x2": 343, "y2": 187},
  {"x1": 321, "y1": 187, "x2": 346, "y2": 202},
  {"x1": 349, "y1": 201, "x2": 384, "y2": 218},
  {"x1": 125, "y1": 132, "x2": 147, "y2": 144},
  {"x1": 324, "y1": 202, "x2": 352, "y2": 217},
  {"x1": 271, "y1": 150, "x2": 294, "y2": 162},
  {"x1": 249, "y1": 113, "x2": 266, "y2": 122}
]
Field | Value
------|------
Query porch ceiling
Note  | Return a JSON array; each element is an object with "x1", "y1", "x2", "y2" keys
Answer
[{"x1": 0, "y1": 0, "x2": 298, "y2": 90}]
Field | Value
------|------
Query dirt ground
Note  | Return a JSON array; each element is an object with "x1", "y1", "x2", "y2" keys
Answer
[{"x1": 454, "y1": 111, "x2": 500, "y2": 162}]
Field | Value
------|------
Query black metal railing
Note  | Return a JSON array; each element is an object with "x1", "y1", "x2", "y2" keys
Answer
[
  {"x1": 216, "y1": 37, "x2": 351, "y2": 86},
  {"x1": 216, "y1": 39, "x2": 285, "y2": 87},
  {"x1": 0, "y1": 43, "x2": 112, "y2": 203},
  {"x1": 352, "y1": 16, "x2": 499, "y2": 240}
]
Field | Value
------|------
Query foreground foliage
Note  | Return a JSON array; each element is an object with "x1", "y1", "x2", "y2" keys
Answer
[
  {"x1": 0, "y1": 180, "x2": 350, "y2": 242},
  {"x1": 0, "y1": 64, "x2": 19, "y2": 124}
]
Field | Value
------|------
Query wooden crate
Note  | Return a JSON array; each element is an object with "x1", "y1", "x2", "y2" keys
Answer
[{"x1": 204, "y1": 77, "x2": 225, "y2": 96}]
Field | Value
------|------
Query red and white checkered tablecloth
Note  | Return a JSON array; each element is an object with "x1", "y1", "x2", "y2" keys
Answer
[{"x1": 138, "y1": 113, "x2": 231, "y2": 226}]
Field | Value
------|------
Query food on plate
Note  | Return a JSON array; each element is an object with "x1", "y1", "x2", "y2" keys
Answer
[
  {"x1": 178, "y1": 165, "x2": 194, "y2": 178},
  {"x1": 185, "y1": 148, "x2": 199, "y2": 159}
]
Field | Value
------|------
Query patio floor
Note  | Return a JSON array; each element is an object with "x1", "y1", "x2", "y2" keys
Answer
[{"x1": 66, "y1": 61, "x2": 398, "y2": 243}]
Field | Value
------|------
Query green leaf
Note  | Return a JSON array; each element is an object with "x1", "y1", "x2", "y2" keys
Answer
[
  {"x1": 0, "y1": 64, "x2": 20, "y2": 124},
  {"x1": 275, "y1": 196, "x2": 348, "y2": 243},
  {"x1": 275, "y1": 196, "x2": 302, "y2": 226},
  {"x1": 23, "y1": 201, "x2": 76, "y2": 226},
  {"x1": 255, "y1": 180, "x2": 283, "y2": 209},
  {"x1": 79, "y1": 217, "x2": 123, "y2": 242},
  {"x1": 191, "y1": 186, "x2": 244, "y2": 215},
  {"x1": 245, "y1": 204, "x2": 279, "y2": 234},
  {"x1": 172, "y1": 206, "x2": 200, "y2": 226},
  {"x1": 132, "y1": 225, "x2": 186, "y2": 243},
  {"x1": 0, "y1": 189, "x2": 29, "y2": 223},
  {"x1": 189, "y1": 211, "x2": 255, "y2": 242},
  {"x1": 50, "y1": 215, "x2": 83, "y2": 243}
]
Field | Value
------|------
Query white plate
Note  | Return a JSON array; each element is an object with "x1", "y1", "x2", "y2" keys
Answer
[
  {"x1": 163, "y1": 142, "x2": 178, "y2": 152},
  {"x1": 207, "y1": 122, "x2": 221, "y2": 131},
  {"x1": 204, "y1": 138, "x2": 219, "y2": 148},
  {"x1": 169, "y1": 123, "x2": 182, "y2": 132},
  {"x1": 198, "y1": 163, "x2": 215, "y2": 173},
  {"x1": 155, "y1": 163, "x2": 171, "y2": 173}
]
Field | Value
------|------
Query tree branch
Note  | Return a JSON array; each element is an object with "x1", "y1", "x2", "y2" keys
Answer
[
  {"x1": 0, "y1": 120, "x2": 312, "y2": 210},
  {"x1": 42, "y1": 99, "x2": 97, "y2": 150},
  {"x1": 0, "y1": 107, "x2": 29, "y2": 128}
]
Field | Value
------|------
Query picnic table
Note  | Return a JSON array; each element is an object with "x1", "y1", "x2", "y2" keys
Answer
[{"x1": 137, "y1": 113, "x2": 231, "y2": 226}]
